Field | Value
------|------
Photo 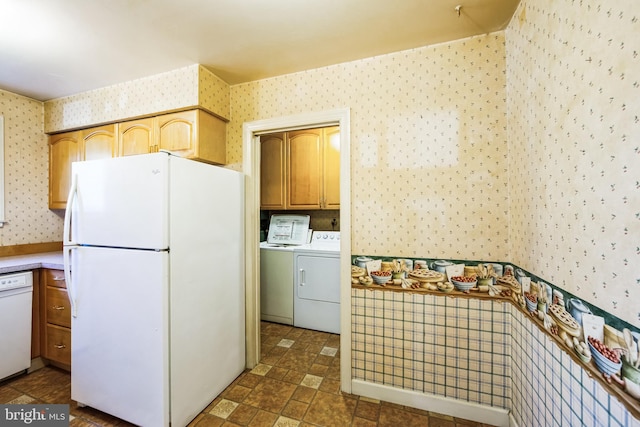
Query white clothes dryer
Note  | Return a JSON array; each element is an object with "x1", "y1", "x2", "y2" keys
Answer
[{"x1": 293, "y1": 231, "x2": 340, "y2": 334}]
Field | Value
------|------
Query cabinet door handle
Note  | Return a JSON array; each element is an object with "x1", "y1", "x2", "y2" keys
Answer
[
  {"x1": 53, "y1": 276, "x2": 65, "y2": 281},
  {"x1": 52, "y1": 305, "x2": 65, "y2": 310},
  {"x1": 54, "y1": 344, "x2": 66, "y2": 349}
]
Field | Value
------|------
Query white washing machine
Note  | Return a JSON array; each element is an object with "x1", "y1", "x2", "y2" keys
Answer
[
  {"x1": 260, "y1": 214, "x2": 310, "y2": 325},
  {"x1": 293, "y1": 231, "x2": 340, "y2": 334},
  {"x1": 260, "y1": 242, "x2": 295, "y2": 325}
]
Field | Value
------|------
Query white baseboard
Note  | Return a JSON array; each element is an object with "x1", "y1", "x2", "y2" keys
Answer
[
  {"x1": 351, "y1": 379, "x2": 511, "y2": 427},
  {"x1": 509, "y1": 412, "x2": 520, "y2": 427}
]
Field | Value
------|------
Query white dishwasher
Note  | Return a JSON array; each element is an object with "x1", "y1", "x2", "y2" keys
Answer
[{"x1": 0, "y1": 271, "x2": 33, "y2": 381}]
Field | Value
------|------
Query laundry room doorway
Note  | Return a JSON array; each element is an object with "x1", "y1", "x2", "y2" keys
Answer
[{"x1": 242, "y1": 108, "x2": 352, "y2": 393}]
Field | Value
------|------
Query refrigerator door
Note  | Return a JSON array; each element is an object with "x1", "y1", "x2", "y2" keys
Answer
[
  {"x1": 68, "y1": 153, "x2": 169, "y2": 250},
  {"x1": 69, "y1": 246, "x2": 169, "y2": 427},
  {"x1": 168, "y1": 156, "x2": 246, "y2": 425}
]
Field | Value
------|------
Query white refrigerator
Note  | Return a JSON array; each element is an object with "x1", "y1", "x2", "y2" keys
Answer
[{"x1": 63, "y1": 152, "x2": 245, "y2": 427}]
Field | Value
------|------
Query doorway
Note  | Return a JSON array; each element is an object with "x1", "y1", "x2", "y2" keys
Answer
[{"x1": 242, "y1": 108, "x2": 351, "y2": 393}]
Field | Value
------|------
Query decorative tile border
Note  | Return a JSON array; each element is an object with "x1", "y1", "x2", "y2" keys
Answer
[{"x1": 351, "y1": 255, "x2": 639, "y2": 336}]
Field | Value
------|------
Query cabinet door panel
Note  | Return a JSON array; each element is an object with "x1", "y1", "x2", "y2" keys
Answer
[
  {"x1": 287, "y1": 129, "x2": 322, "y2": 209},
  {"x1": 82, "y1": 124, "x2": 117, "y2": 161},
  {"x1": 323, "y1": 126, "x2": 340, "y2": 209},
  {"x1": 46, "y1": 287, "x2": 71, "y2": 328},
  {"x1": 260, "y1": 133, "x2": 286, "y2": 209},
  {"x1": 119, "y1": 118, "x2": 154, "y2": 156},
  {"x1": 45, "y1": 324, "x2": 71, "y2": 366},
  {"x1": 49, "y1": 131, "x2": 81, "y2": 209},
  {"x1": 43, "y1": 268, "x2": 66, "y2": 288},
  {"x1": 157, "y1": 110, "x2": 197, "y2": 156}
]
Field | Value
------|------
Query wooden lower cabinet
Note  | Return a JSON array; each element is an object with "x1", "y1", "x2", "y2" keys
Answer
[
  {"x1": 45, "y1": 325, "x2": 71, "y2": 366},
  {"x1": 40, "y1": 269, "x2": 71, "y2": 370}
]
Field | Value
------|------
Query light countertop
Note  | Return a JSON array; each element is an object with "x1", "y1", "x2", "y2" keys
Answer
[{"x1": 0, "y1": 252, "x2": 64, "y2": 274}]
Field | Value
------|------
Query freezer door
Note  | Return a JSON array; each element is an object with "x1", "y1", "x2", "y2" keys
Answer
[
  {"x1": 70, "y1": 246, "x2": 169, "y2": 427},
  {"x1": 68, "y1": 153, "x2": 169, "y2": 249}
]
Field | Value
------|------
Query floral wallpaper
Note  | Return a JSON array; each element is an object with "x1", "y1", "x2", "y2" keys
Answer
[
  {"x1": 43, "y1": 64, "x2": 229, "y2": 133},
  {"x1": 229, "y1": 33, "x2": 509, "y2": 262},
  {"x1": 506, "y1": 0, "x2": 640, "y2": 327},
  {"x1": 2, "y1": 0, "x2": 637, "y2": 420},
  {"x1": 0, "y1": 90, "x2": 62, "y2": 246},
  {"x1": 23, "y1": 0, "x2": 639, "y2": 338},
  {"x1": 198, "y1": 66, "x2": 230, "y2": 120}
]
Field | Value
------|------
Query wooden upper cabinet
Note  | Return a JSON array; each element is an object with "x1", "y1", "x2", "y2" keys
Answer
[
  {"x1": 260, "y1": 126, "x2": 340, "y2": 211},
  {"x1": 49, "y1": 131, "x2": 81, "y2": 209},
  {"x1": 81, "y1": 124, "x2": 117, "y2": 161},
  {"x1": 287, "y1": 129, "x2": 322, "y2": 209},
  {"x1": 260, "y1": 133, "x2": 286, "y2": 210},
  {"x1": 118, "y1": 118, "x2": 154, "y2": 156},
  {"x1": 49, "y1": 109, "x2": 227, "y2": 210},
  {"x1": 322, "y1": 126, "x2": 340, "y2": 209},
  {"x1": 49, "y1": 125, "x2": 116, "y2": 209},
  {"x1": 156, "y1": 109, "x2": 226, "y2": 165}
]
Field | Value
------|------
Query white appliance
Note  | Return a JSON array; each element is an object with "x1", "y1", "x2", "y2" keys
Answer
[
  {"x1": 293, "y1": 231, "x2": 340, "y2": 334},
  {"x1": 265, "y1": 214, "x2": 310, "y2": 246},
  {"x1": 259, "y1": 215, "x2": 309, "y2": 325},
  {"x1": 63, "y1": 152, "x2": 245, "y2": 427},
  {"x1": 0, "y1": 271, "x2": 33, "y2": 381},
  {"x1": 259, "y1": 242, "x2": 294, "y2": 325}
]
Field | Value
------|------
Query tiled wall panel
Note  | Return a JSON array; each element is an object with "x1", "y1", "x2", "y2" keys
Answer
[
  {"x1": 510, "y1": 307, "x2": 639, "y2": 427},
  {"x1": 353, "y1": 288, "x2": 640, "y2": 426},
  {"x1": 352, "y1": 289, "x2": 511, "y2": 409}
]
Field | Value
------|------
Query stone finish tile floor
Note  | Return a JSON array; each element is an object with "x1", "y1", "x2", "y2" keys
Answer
[{"x1": 0, "y1": 322, "x2": 495, "y2": 426}]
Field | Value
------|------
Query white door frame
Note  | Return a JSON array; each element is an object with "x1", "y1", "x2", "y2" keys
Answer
[{"x1": 242, "y1": 108, "x2": 352, "y2": 393}]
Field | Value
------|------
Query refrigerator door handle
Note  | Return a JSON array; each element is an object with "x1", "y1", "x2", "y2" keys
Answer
[
  {"x1": 63, "y1": 173, "x2": 78, "y2": 246},
  {"x1": 64, "y1": 246, "x2": 78, "y2": 318}
]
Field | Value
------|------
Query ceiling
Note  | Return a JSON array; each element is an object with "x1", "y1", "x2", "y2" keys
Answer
[{"x1": 0, "y1": 0, "x2": 520, "y2": 102}]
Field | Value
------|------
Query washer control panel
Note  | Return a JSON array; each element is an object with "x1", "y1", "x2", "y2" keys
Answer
[{"x1": 311, "y1": 231, "x2": 340, "y2": 242}]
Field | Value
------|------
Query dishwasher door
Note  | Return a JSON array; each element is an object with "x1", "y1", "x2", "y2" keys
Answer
[{"x1": 0, "y1": 271, "x2": 33, "y2": 380}]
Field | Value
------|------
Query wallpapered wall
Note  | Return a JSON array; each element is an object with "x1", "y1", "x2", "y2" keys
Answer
[
  {"x1": 43, "y1": 64, "x2": 230, "y2": 134},
  {"x1": 506, "y1": 0, "x2": 639, "y2": 327},
  {"x1": 0, "y1": 90, "x2": 62, "y2": 245},
  {"x1": 29, "y1": 0, "x2": 638, "y2": 329},
  {"x1": 228, "y1": 33, "x2": 509, "y2": 261}
]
